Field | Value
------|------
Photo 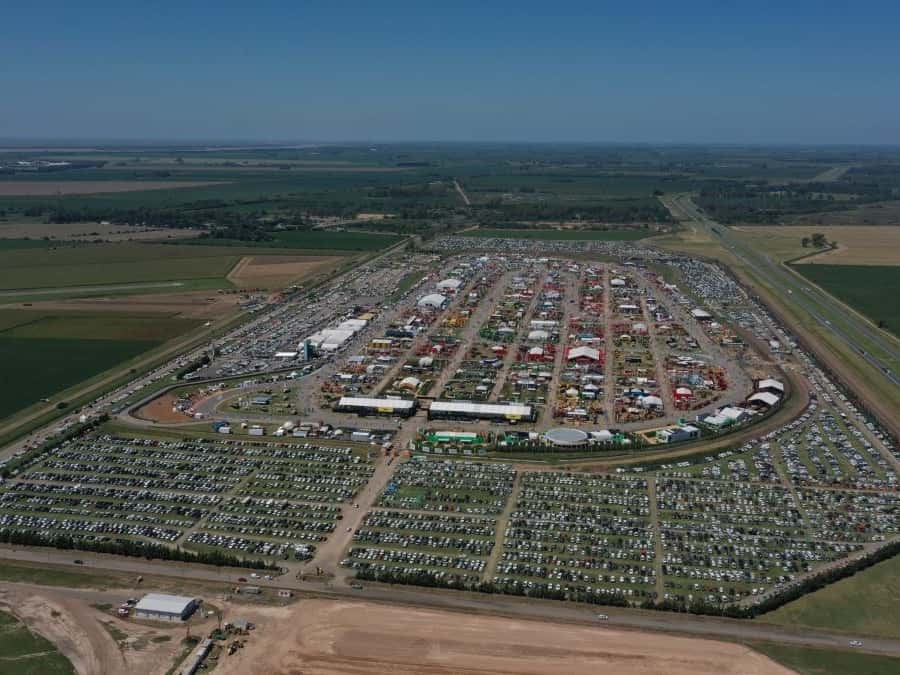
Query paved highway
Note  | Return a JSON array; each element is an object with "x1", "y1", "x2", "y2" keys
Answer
[{"x1": 666, "y1": 195, "x2": 900, "y2": 390}]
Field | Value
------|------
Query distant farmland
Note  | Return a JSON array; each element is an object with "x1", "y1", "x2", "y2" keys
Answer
[
  {"x1": 0, "y1": 236, "x2": 375, "y2": 298},
  {"x1": 461, "y1": 228, "x2": 653, "y2": 241},
  {"x1": 0, "y1": 180, "x2": 226, "y2": 196},
  {"x1": 792, "y1": 264, "x2": 900, "y2": 336},
  {"x1": 0, "y1": 243, "x2": 241, "y2": 291},
  {"x1": 190, "y1": 230, "x2": 406, "y2": 251}
]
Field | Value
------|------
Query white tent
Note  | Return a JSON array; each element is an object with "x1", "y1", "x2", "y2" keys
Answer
[
  {"x1": 641, "y1": 395, "x2": 663, "y2": 409},
  {"x1": 418, "y1": 293, "x2": 448, "y2": 309},
  {"x1": 399, "y1": 376, "x2": 422, "y2": 390},
  {"x1": 748, "y1": 391, "x2": 780, "y2": 407},
  {"x1": 757, "y1": 378, "x2": 785, "y2": 393},
  {"x1": 568, "y1": 346, "x2": 601, "y2": 361},
  {"x1": 436, "y1": 278, "x2": 462, "y2": 291}
]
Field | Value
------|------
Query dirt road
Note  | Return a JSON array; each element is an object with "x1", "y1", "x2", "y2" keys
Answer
[
  {"x1": 0, "y1": 583, "x2": 185, "y2": 675},
  {"x1": 3, "y1": 546, "x2": 899, "y2": 658},
  {"x1": 453, "y1": 179, "x2": 471, "y2": 206}
]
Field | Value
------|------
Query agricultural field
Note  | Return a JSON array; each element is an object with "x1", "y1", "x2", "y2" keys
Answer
[
  {"x1": 0, "y1": 243, "x2": 240, "y2": 293},
  {"x1": 462, "y1": 227, "x2": 653, "y2": 241},
  {"x1": 0, "y1": 240, "x2": 357, "y2": 298},
  {"x1": 695, "y1": 162, "x2": 900, "y2": 224},
  {"x1": 0, "y1": 161, "x2": 452, "y2": 216},
  {"x1": 732, "y1": 225, "x2": 900, "y2": 266},
  {"x1": 762, "y1": 553, "x2": 900, "y2": 638},
  {"x1": 225, "y1": 255, "x2": 345, "y2": 288},
  {"x1": 0, "y1": 180, "x2": 225, "y2": 196},
  {"x1": 753, "y1": 643, "x2": 900, "y2": 675},
  {"x1": 0, "y1": 238, "x2": 63, "y2": 250},
  {"x1": 787, "y1": 200, "x2": 900, "y2": 226},
  {"x1": 188, "y1": 229, "x2": 405, "y2": 251},
  {"x1": 458, "y1": 172, "x2": 689, "y2": 221},
  {"x1": 0, "y1": 312, "x2": 199, "y2": 419},
  {"x1": 0, "y1": 218, "x2": 201, "y2": 243},
  {"x1": 791, "y1": 264, "x2": 900, "y2": 336},
  {"x1": 0, "y1": 610, "x2": 74, "y2": 675}
]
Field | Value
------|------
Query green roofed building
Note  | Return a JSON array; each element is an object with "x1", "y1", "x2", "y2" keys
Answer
[{"x1": 427, "y1": 431, "x2": 482, "y2": 444}]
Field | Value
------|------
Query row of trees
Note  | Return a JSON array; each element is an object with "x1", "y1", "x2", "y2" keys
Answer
[
  {"x1": 697, "y1": 178, "x2": 896, "y2": 223},
  {"x1": 0, "y1": 528, "x2": 277, "y2": 570},
  {"x1": 476, "y1": 201, "x2": 672, "y2": 224},
  {"x1": 0, "y1": 414, "x2": 111, "y2": 479},
  {"x1": 800, "y1": 232, "x2": 833, "y2": 249},
  {"x1": 354, "y1": 538, "x2": 900, "y2": 620},
  {"x1": 354, "y1": 567, "x2": 631, "y2": 606}
]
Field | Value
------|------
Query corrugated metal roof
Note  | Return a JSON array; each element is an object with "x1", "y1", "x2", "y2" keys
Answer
[
  {"x1": 429, "y1": 401, "x2": 532, "y2": 417},
  {"x1": 338, "y1": 397, "x2": 415, "y2": 410},
  {"x1": 134, "y1": 593, "x2": 195, "y2": 615}
]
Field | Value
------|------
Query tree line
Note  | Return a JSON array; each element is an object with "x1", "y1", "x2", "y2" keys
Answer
[
  {"x1": 0, "y1": 528, "x2": 277, "y2": 570},
  {"x1": 354, "y1": 539, "x2": 900, "y2": 619}
]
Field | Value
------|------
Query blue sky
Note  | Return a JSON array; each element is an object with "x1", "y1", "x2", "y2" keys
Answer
[{"x1": 2, "y1": 1, "x2": 899, "y2": 143}]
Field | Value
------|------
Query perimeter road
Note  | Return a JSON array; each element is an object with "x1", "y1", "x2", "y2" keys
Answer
[{"x1": 1, "y1": 545, "x2": 898, "y2": 658}]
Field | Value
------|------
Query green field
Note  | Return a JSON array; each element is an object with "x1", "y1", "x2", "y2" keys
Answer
[
  {"x1": 0, "y1": 611, "x2": 74, "y2": 675},
  {"x1": 762, "y1": 553, "x2": 900, "y2": 639},
  {"x1": 0, "y1": 337, "x2": 161, "y2": 418},
  {"x1": 792, "y1": 264, "x2": 900, "y2": 336},
  {"x1": 2, "y1": 314, "x2": 194, "y2": 340},
  {"x1": 0, "y1": 242, "x2": 244, "y2": 292},
  {"x1": 0, "y1": 238, "x2": 60, "y2": 250},
  {"x1": 753, "y1": 643, "x2": 900, "y2": 675},
  {"x1": 461, "y1": 227, "x2": 653, "y2": 241},
  {"x1": 0, "y1": 313, "x2": 199, "y2": 419}
]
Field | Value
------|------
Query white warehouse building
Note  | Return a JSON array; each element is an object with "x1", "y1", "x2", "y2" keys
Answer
[{"x1": 133, "y1": 593, "x2": 198, "y2": 622}]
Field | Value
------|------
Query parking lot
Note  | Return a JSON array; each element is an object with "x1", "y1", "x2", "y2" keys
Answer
[
  {"x1": 341, "y1": 458, "x2": 516, "y2": 584},
  {"x1": 0, "y1": 435, "x2": 374, "y2": 562}
]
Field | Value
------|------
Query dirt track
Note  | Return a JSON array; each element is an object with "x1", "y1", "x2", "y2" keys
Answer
[
  {"x1": 134, "y1": 393, "x2": 192, "y2": 424},
  {"x1": 216, "y1": 599, "x2": 794, "y2": 675},
  {"x1": 227, "y1": 255, "x2": 344, "y2": 288},
  {"x1": 0, "y1": 584, "x2": 184, "y2": 675}
]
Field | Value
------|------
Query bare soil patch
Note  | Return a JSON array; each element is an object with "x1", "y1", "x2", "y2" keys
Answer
[
  {"x1": 0, "y1": 181, "x2": 226, "y2": 196},
  {"x1": 215, "y1": 599, "x2": 793, "y2": 675},
  {"x1": 134, "y1": 394, "x2": 193, "y2": 424},
  {"x1": 227, "y1": 255, "x2": 344, "y2": 288},
  {"x1": 0, "y1": 584, "x2": 185, "y2": 675}
]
